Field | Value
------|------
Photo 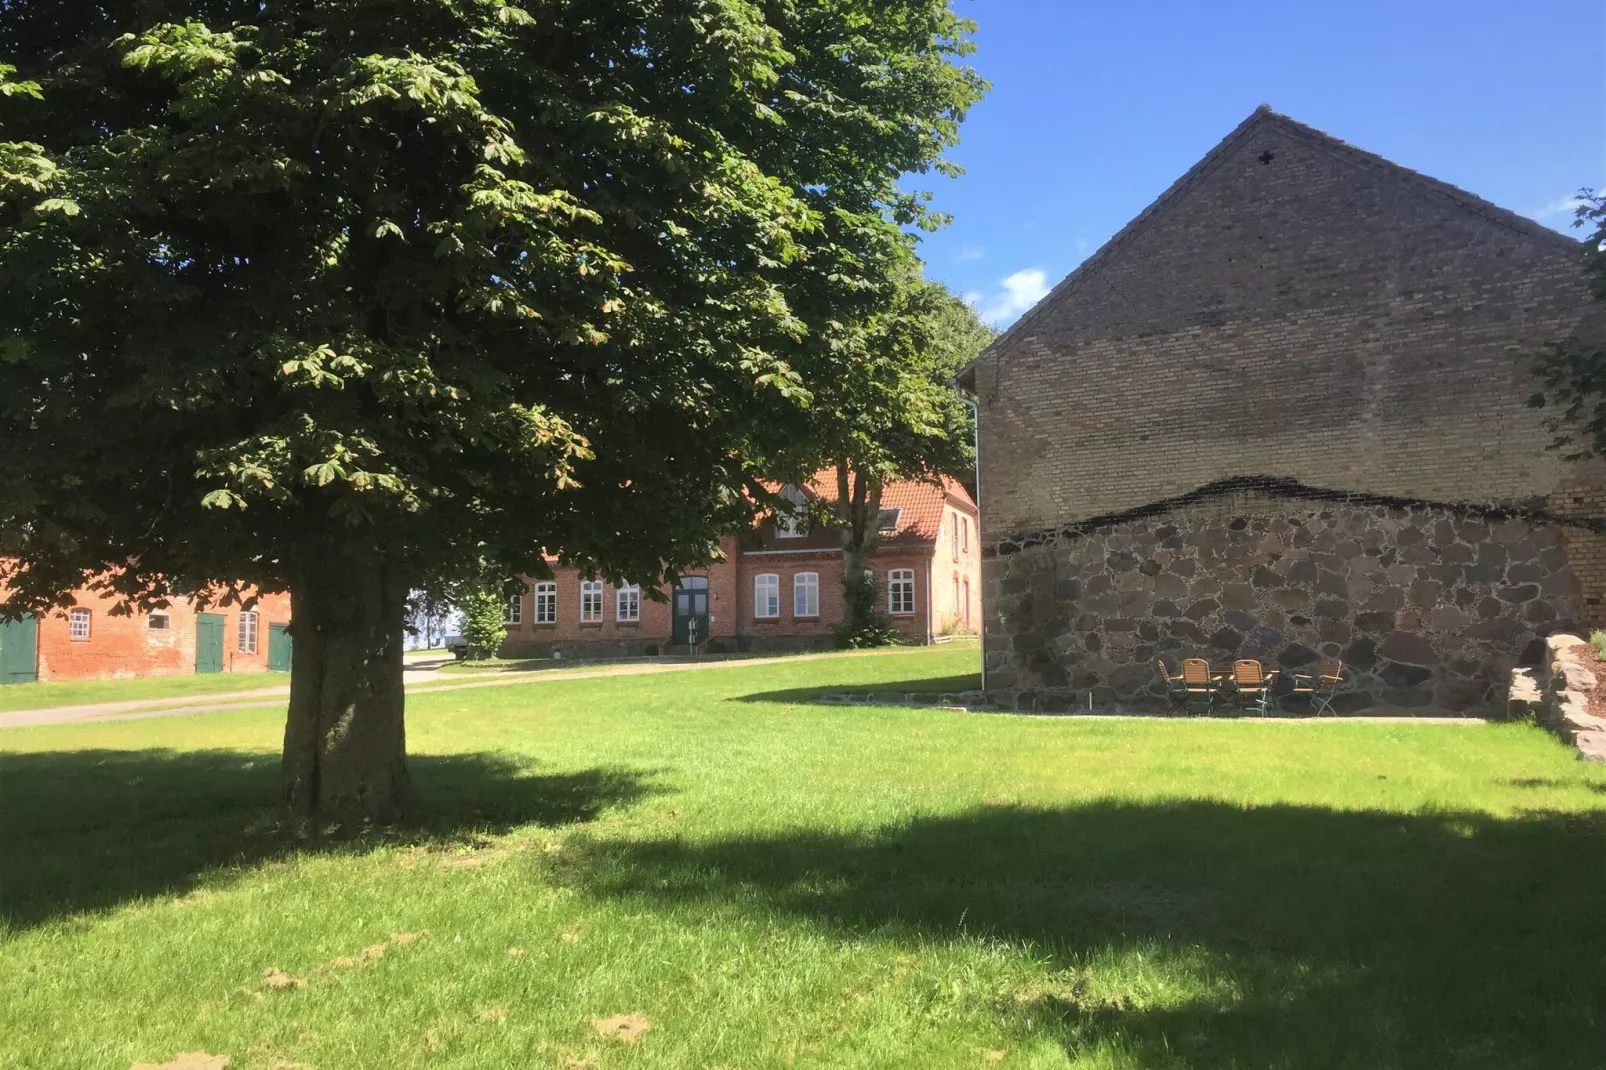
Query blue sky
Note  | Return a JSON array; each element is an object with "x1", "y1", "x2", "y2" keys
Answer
[{"x1": 916, "y1": 0, "x2": 1606, "y2": 327}]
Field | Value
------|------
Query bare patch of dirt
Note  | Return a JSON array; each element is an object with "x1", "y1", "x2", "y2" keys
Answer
[
  {"x1": 562, "y1": 1053, "x2": 599, "y2": 1070},
  {"x1": 130, "y1": 1055, "x2": 230, "y2": 1070},
  {"x1": 559, "y1": 926, "x2": 582, "y2": 944},
  {"x1": 477, "y1": 1006, "x2": 507, "y2": 1023},
  {"x1": 592, "y1": 1013, "x2": 651, "y2": 1044},
  {"x1": 506, "y1": 946, "x2": 526, "y2": 958},
  {"x1": 983, "y1": 1052, "x2": 1006, "y2": 1064},
  {"x1": 438, "y1": 849, "x2": 509, "y2": 871},
  {"x1": 261, "y1": 968, "x2": 304, "y2": 990},
  {"x1": 1572, "y1": 641, "x2": 1606, "y2": 720}
]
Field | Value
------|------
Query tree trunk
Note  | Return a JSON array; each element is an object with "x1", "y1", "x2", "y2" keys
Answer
[
  {"x1": 282, "y1": 536, "x2": 411, "y2": 825},
  {"x1": 837, "y1": 464, "x2": 883, "y2": 637}
]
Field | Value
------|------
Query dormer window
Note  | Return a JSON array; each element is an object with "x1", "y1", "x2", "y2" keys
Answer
[
  {"x1": 775, "y1": 484, "x2": 809, "y2": 538},
  {"x1": 877, "y1": 508, "x2": 901, "y2": 534}
]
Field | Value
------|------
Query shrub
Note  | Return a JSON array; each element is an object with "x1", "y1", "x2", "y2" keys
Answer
[
  {"x1": 833, "y1": 575, "x2": 898, "y2": 649},
  {"x1": 460, "y1": 589, "x2": 509, "y2": 660}
]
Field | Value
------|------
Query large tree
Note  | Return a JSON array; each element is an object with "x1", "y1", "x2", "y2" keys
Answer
[
  {"x1": 778, "y1": 268, "x2": 992, "y2": 643},
  {"x1": 0, "y1": 0, "x2": 984, "y2": 822}
]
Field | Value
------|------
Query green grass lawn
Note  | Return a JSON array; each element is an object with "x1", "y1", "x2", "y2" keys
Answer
[
  {"x1": 0, "y1": 669, "x2": 286, "y2": 712},
  {"x1": 3, "y1": 646, "x2": 1604, "y2": 1069}
]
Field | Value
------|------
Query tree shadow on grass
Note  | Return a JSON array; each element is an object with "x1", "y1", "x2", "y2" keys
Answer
[
  {"x1": 0, "y1": 748, "x2": 664, "y2": 930},
  {"x1": 734, "y1": 673, "x2": 984, "y2": 705},
  {"x1": 560, "y1": 799, "x2": 1606, "y2": 1068}
]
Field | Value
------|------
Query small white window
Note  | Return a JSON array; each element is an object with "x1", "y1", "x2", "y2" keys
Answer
[
  {"x1": 534, "y1": 582, "x2": 556, "y2": 624},
  {"x1": 877, "y1": 508, "x2": 901, "y2": 534},
  {"x1": 952, "y1": 519, "x2": 960, "y2": 559},
  {"x1": 580, "y1": 580, "x2": 604, "y2": 622},
  {"x1": 889, "y1": 569, "x2": 915, "y2": 615},
  {"x1": 963, "y1": 577, "x2": 971, "y2": 624},
  {"x1": 238, "y1": 611, "x2": 259, "y2": 653},
  {"x1": 616, "y1": 583, "x2": 640, "y2": 622},
  {"x1": 776, "y1": 510, "x2": 807, "y2": 539},
  {"x1": 503, "y1": 591, "x2": 523, "y2": 626},
  {"x1": 68, "y1": 607, "x2": 91, "y2": 640},
  {"x1": 147, "y1": 612, "x2": 171, "y2": 630},
  {"x1": 962, "y1": 517, "x2": 970, "y2": 552},
  {"x1": 793, "y1": 572, "x2": 819, "y2": 617},
  {"x1": 953, "y1": 575, "x2": 960, "y2": 612},
  {"x1": 754, "y1": 574, "x2": 780, "y2": 618}
]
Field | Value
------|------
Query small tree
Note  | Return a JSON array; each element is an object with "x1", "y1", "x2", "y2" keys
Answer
[
  {"x1": 1530, "y1": 192, "x2": 1606, "y2": 456},
  {"x1": 458, "y1": 589, "x2": 509, "y2": 661},
  {"x1": 832, "y1": 574, "x2": 898, "y2": 648}
]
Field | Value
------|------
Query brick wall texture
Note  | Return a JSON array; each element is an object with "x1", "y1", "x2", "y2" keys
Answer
[
  {"x1": 34, "y1": 588, "x2": 290, "y2": 680},
  {"x1": 968, "y1": 107, "x2": 1606, "y2": 711}
]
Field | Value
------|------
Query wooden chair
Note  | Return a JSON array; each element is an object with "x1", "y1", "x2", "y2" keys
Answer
[
  {"x1": 1155, "y1": 658, "x2": 1189, "y2": 712},
  {"x1": 1232, "y1": 659, "x2": 1279, "y2": 716},
  {"x1": 1283, "y1": 659, "x2": 1346, "y2": 716},
  {"x1": 1178, "y1": 658, "x2": 1219, "y2": 713}
]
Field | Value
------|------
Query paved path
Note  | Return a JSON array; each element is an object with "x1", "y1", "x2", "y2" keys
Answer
[{"x1": 0, "y1": 649, "x2": 937, "y2": 729}]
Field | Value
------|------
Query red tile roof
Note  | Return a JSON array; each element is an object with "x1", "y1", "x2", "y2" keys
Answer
[{"x1": 793, "y1": 471, "x2": 976, "y2": 545}]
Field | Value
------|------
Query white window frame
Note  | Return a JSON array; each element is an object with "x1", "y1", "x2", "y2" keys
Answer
[
  {"x1": 775, "y1": 484, "x2": 808, "y2": 538},
  {"x1": 238, "y1": 610, "x2": 259, "y2": 654},
  {"x1": 580, "y1": 580, "x2": 604, "y2": 623},
  {"x1": 754, "y1": 574, "x2": 780, "y2": 619},
  {"x1": 504, "y1": 591, "x2": 523, "y2": 626},
  {"x1": 889, "y1": 569, "x2": 916, "y2": 615},
  {"x1": 877, "y1": 508, "x2": 901, "y2": 534},
  {"x1": 953, "y1": 575, "x2": 960, "y2": 614},
  {"x1": 68, "y1": 607, "x2": 91, "y2": 640},
  {"x1": 952, "y1": 519, "x2": 960, "y2": 559},
  {"x1": 962, "y1": 577, "x2": 971, "y2": 624},
  {"x1": 147, "y1": 612, "x2": 171, "y2": 631},
  {"x1": 962, "y1": 517, "x2": 970, "y2": 552},
  {"x1": 533, "y1": 582, "x2": 556, "y2": 625},
  {"x1": 793, "y1": 572, "x2": 820, "y2": 617},
  {"x1": 616, "y1": 583, "x2": 640, "y2": 622}
]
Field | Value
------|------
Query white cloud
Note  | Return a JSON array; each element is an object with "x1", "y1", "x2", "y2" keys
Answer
[
  {"x1": 1535, "y1": 193, "x2": 1591, "y2": 219},
  {"x1": 953, "y1": 244, "x2": 986, "y2": 262},
  {"x1": 971, "y1": 268, "x2": 1051, "y2": 327}
]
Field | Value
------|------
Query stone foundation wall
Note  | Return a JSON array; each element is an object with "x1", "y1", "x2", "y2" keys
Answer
[{"x1": 984, "y1": 487, "x2": 1589, "y2": 713}]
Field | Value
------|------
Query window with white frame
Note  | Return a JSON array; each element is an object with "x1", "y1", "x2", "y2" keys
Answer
[
  {"x1": 775, "y1": 484, "x2": 808, "y2": 538},
  {"x1": 147, "y1": 612, "x2": 171, "y2": 630},
  {"x1": 888, "y1": 569, "x2": 915, "y2": 615},
  {"x1": 793, "y1": 572, "x2": 819, "y2": 617},
  {"x1": 754, "y1": 573, "x2": 780, "y2": 618},
  {"x1": 533, "y1": 582, "x2": 556, "y2": 624},
  {"x1": 877, "y1": 508, "x2": 901, "y2": 534},
  {"x1": 953, "y1": 575, "x2": 960, "y2": 614},
  {"x1": 68, "y1": 607, "x2": 91, "y2": 640},
  {"x1": 504, "y1": 591, "x2": 523, "y2": 625},
  {"x1": 580, "y1": 580, "x2": 604, "y2": 622},
  {"x1": 616, "y1": 583, "x2": 640, "y2": 622},
  {"x1": 238, "y1": 610, "x2": 259, "y2": 654},
  {"x1": 952, "y1": 518, "x2": 960, "y2": 559},
  {"x1": 962, "y1": 516, "x2": 970, "y2": 552},
  {"x1": 962, "y1": 577, "x2": 971, "y2": 624}
]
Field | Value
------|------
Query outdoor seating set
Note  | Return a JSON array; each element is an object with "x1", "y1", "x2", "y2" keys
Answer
[{"x1": 1155, "y1": 657, "x2": 1347, "y2": 716}]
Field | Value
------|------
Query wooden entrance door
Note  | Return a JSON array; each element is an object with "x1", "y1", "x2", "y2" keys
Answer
[
  {"x1": 0, "y1": 614, "x2": 38, "y2": 684},
  {"x1": 267, "y1": 622, "x2": 292, "y2": 673},
  {"x1": 195, "y1": 613, "x2": 225, "y2": 674},
  {"x1": 670, "y1": 577, "x2": 709, "y2": 648}
]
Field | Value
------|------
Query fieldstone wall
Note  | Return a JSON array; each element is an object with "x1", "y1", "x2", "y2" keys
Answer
[{"x1": 984, "y1": 486, "x2": 1589, "y2": 713}]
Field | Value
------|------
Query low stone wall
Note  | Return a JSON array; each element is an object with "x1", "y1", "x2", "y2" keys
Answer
[
  {"x1": 1518, "y1": 634, "x2": 1606, "y2": 762},
  {"x1": 985, "y1": 486, "x2": 1587, "y2": 713}
]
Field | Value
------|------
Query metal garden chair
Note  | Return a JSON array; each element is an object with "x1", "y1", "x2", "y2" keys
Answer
[
  {"x1": 1232, "y1": 659, "x2": 1279, "y2": 716},
  {"x1": 1283, "y1": 658, "x2": 1347, "y2": 716}
]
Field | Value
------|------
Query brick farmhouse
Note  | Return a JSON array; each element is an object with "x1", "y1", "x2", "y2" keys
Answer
[
  {"x1": 958, "y1": 106, "x2": 1606, "y2": 713},
  {"x1": 0, "y1": 571, "x2": 292, "y2": 683},
  {"x1": 499, "y1": 476, "x2": 981, "y2": 658}
]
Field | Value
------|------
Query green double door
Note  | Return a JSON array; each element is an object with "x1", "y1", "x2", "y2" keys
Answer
[
  {"x1": 195, "y1": 613, "x2": 225, "y2": 674},
  {"x1": 267, "y1": 622, "x2": 292, "y2": 673},
  {"x1": 671, "y1": 577, "x2": 709, "y2": 647},
  {"x1": 0, "y1": 614, "x2": 38, "y2": 684}
]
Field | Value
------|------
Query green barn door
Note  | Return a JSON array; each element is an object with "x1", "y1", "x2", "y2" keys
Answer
[
  {"x1": 267, "y1": 622, "x2": 292, "y2": 673},
  {"x1": 0, "y1": 614, "x2": 38, "y2": 684},
  {"x1": 195, "y1": 613, "x2": 225, "y2": 674},
  {"x1": 670, "y1": 577, "x2": 709, "y2": 647}
]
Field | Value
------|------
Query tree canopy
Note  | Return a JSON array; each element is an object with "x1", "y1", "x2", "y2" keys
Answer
[
  {"x1": 1530, "y1": 192, "x2": 1606, "y2": 458},
  {"x1": 0, "y1": 0, "x2": 985, "y2": 821}
]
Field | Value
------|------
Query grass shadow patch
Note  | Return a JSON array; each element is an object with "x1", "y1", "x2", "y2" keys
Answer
[
  {"x1": 734, "y1": 673, "x2": 983, "y2": 705},
  {"x1": 560, "y1": 799, "x2": 1606, "y2": 1067},
  {"x1": 0, "y1": 748, "x2": 664, "y2": 930}
]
